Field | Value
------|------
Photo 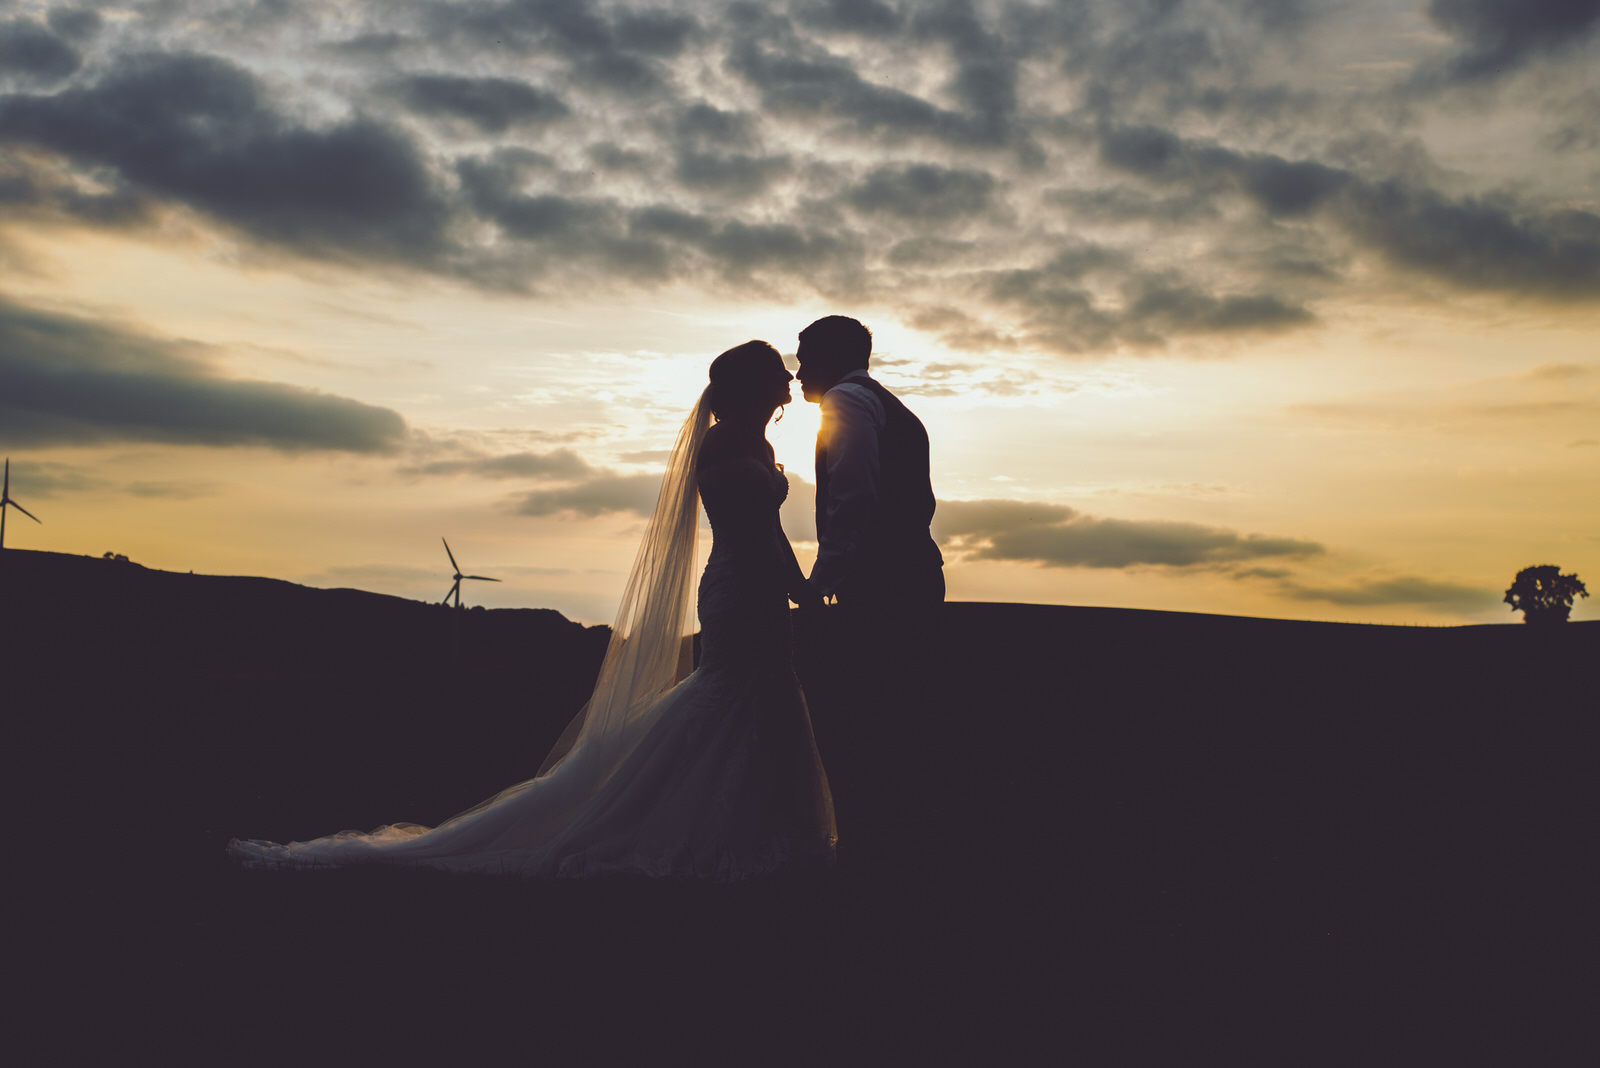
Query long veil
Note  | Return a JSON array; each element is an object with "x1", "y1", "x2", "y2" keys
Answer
[
  {"x1": 229, "y1": 386, "x2": 720, "y2": 868},
  {"x1": 533, "y1": 384, "x2": 714, "y2": 778}
]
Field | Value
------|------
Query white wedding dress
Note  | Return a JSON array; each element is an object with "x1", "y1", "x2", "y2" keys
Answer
[{"x1": 228, "y1": 392, "x2": 836, "y2": 879}]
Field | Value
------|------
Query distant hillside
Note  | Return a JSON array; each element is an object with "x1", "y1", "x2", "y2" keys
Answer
[
  {"x1": 4, "y1": 548, "x2": 608, "y2": 678},
  {"x1": 6, "y1": 545, "x2": 1592, "y2": 857}
]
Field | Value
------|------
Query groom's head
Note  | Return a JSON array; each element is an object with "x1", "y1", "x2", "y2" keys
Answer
[{"x1": 796, "y1": 316, "x2": 871, "y2": 403}]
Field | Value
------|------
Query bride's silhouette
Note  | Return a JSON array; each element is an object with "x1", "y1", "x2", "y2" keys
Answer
[{"x1": 229, "y1": 341, "x2": 836, "y2": 878}]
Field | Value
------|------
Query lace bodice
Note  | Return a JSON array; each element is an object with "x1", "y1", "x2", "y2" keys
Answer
[
  {"x1": 698, "y1": 456, "x2": 790, "y2": 583},
  {"x1": 696, "y1": 456, "x2": 793, "y2": 669}
]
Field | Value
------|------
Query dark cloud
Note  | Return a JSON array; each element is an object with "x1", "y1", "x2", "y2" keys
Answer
[
  {"x1": 1428, "y1": 0, "x2": 1600, "y2": 81},
  {"x1": 447, "y1": 0, "x2": 696, "y2": 93},
  {"x1": 0, "y1": 1, "x2": 1592, "y2": 354},
  {"x1": 126, "y1": 480, "x2": 220, "y2": 500},
  {"x1": 587, "y1": 142, "x2": 654, "y2": 174},
  {"x1": 664, "y1": 102, "x2": 792, "y2": 197},
  {"x1": 0, "y1": 296, "x2": 407, "y2": 452},
  {"x1": 674, "y1": 149, "x2": 792, "y2": 198},
  {"x1": 1098, "y1": 123, "x2": 1600, "y2": 302},
  {"x1": 391, "y1": 74, "x2": 569, "y2": 133},
  {"x1": 509, "y1": 471, "x2": 664, "y2": 517},
  {"x1": 403, "y1": 448, "x2": 593, "y2": 479},
  {"x1": 796, "y1": 0, "x2": 903, "y2": 36},
  {"x1": 933, "y1": 498, "x2": 1324, "y2": 569},
  {"x1": 3, "y1": 460, "x2": 108, "y2": 497},
  {"x1": 322, "y1": 32, "x2": 416, "y2": 59},
  {"x1": 1237, "y1": 156, "x2": 1351, "y2": 217},
  {"x1": 0, "y1": 52, "x2": 454, "y2": 263},
  {"x1": 1045, "y1": 184, "x2": 1221, "y2": 227},
  {"x1": 1279, "y1": 574, "x2": 1494, "y2": 611},
  {"x1": 847, "y1": 163, "x2": 996, "y2": 222},
  {"x1": 46, "y1": 8, "x2": 102, "y2": 41},
  {"x1": 0, "y1": 150, "x2": 154, "y2": 227},
  {"x1": 0, "y1": 17, "x2": 80, "y2": 83},
  {"x1": 1336, "y1": 182, "x2": 1600, "y2": 299},
  {"x1": 725, "y1": 9, "x2": 1024, "y2": 151},
  {"x1": 973, "y1": 254, "x2": 1314, "y2": 353},
  {"x1": 1122, "y1": 280, "x2": 1315, "y2": 339}
]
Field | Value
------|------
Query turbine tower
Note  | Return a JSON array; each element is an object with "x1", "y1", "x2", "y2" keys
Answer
[
  {"x1": 1, "y1": 459, "x2": 42, "y2": 550},
  {"x1": 441, "y1": 538, "x2": 500, "y2": 608}
]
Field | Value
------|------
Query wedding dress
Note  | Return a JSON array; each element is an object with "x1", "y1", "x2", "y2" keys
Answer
[{"x1": 228, "y1": 390, "x2": 836, "y2": 879}]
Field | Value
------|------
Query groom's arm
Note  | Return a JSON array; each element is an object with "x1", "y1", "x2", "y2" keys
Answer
[{"x1": 809, "y1": 384, "x2": 882, "y2": 599}]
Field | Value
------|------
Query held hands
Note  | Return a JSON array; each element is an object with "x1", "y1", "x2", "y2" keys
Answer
[{"x1": 791, "y1": 581, "x2": 824, "y2": 612}]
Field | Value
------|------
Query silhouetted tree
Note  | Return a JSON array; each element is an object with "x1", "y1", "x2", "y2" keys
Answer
[{"x1": 1504, "y1": 565, "x2": 1588, "y2": 624}]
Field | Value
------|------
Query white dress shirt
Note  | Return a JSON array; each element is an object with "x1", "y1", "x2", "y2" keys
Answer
[{"x1": 809, "y1": 369, "x2": 886, "y2": 598}]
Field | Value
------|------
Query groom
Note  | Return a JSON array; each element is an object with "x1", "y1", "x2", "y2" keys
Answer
[{"x1": 797, "y1": 315, "x2": 944, "y2": 609}]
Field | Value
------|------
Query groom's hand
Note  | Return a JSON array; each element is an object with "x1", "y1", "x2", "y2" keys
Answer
[{"x1": 792, "y1": 583, "x2": 824, "y2": 611}]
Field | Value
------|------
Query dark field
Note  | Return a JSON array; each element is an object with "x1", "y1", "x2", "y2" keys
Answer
[{"x1": 6, "y1": 549, "x2": 1595, "y2": 1063}]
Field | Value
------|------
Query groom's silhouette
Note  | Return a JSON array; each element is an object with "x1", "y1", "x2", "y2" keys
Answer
[{"x1": 797, "y1": 316, "x2": 944, "y2": 609}]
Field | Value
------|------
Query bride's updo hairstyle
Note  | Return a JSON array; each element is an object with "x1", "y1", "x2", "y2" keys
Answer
[{"x1": 708, "y1": 340, "x2": 783, "y2": 421}]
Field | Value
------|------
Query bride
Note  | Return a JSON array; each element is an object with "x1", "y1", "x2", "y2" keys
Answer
[{"x1": 229, "y1": 341, "x2": 837, "y2": 879}]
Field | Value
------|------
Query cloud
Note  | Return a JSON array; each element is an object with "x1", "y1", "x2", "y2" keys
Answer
[
  {"x1": 1097, "y1": 123, "x2": 1600, "y2": 302},
  {"x1": 0, "y1": 1, "x2": 1594, "y2": 356},
  {"x1": 725, "y1": 10, "x2": 1021, "y2": 150},
  {"x1": 1278, "y1": 574, "x2": 1496, "y2": 611},
  {"x1": 847, "y1": 163, "x2": 997, "y2": 222},
  {"x1": 0, "y1": 51, "x2": 455, "y2": 264},
  {"x1": 2, "y1": 460, "x2": 108, "y2": 497},
  {"x1": 46, "y1": 8, "x2": 102, "y2": 43},
  {"x1": 390, "y1": 74, "x2": 569, "y2": 133},
  {"x1": 969, "y1": 259, "x2": 1316, "y2": 354},
  {"x1": 402, "y1": 448, "x2": 593, "y2": 480},
  {"x1": 126, "y1": 480, "x2": 220, "y2": 500},
  {"x1": 509, "y1": 471, "x2": 664, "y2": 517},
  {"x1": 1336, "y1": 181, "x2": 1600, "y2": 299},
  {"x1": 0, "y1": 295, "x2": 408, "y2": 452},
  {"x1": 663, "y1": 101, "x2": 794, "y2": 198},
  {"x1": 0, "y1": 17, "x2": 80, "y2": 85},
  {"x1": 933, "y1": 498, "x2": 1325, "y2": 569},
  {"x1": 1427, "y1": 0, "x2": 1600, "y2": 82},
  {"x1": 445, "y1": 0, "x2": 697, "y2": 94}
]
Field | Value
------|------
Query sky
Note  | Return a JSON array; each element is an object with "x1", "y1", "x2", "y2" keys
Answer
[{"x1": 1, "y1": 0, "x2": 1596, "y2": 626}]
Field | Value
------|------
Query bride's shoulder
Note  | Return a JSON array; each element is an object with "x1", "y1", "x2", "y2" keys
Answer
[
  {"x1": 697, "y1": 422, "x2": 739, "y2": 471},
  {"x1": 697, "y1": 424, "x2": 767, "y2": 473}
]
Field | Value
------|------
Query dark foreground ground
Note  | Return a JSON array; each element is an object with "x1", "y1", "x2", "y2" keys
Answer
[{"x1": 5, "y1": 550, "x2": 1596, "y2": 1063}]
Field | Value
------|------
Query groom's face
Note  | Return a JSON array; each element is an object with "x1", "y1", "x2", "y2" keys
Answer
[{"x1": 795, "y1": 340, "x2": 838, "y2": 404}]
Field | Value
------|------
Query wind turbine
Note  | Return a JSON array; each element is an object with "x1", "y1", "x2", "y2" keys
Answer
[
  {"x1": 1, "y1": 459, "x2": 42, "y2": 550},
  {"x1": 441, "y1": 538, "x2": 500, "y2": 608}
]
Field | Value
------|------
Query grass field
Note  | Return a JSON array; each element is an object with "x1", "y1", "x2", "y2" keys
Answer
[{"x1": 6, "y1": 550, "x2": 1595, "y2": 1063}]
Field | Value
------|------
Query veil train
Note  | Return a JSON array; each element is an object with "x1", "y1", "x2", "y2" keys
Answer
[{"x1": 228, "y1": 388, "x2": 719, "y2": 873}]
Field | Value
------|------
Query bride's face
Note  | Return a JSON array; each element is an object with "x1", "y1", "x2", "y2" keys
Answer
[{"x1": 763, "y1": 354, "x2": 795, "y2": 410}]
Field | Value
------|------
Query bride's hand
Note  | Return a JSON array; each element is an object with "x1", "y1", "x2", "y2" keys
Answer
[{"x1": 792, "y1": 583, "x2": 824, "y2": 611}]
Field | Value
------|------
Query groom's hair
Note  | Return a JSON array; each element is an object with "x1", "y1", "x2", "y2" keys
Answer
[{"x1": 799, "y1": 316, "x2": 871, "y2": 372}]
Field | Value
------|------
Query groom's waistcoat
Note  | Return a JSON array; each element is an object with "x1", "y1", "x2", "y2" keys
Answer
[{"x1": 815, "y1": 376, "x2": 943, "y2": 590}]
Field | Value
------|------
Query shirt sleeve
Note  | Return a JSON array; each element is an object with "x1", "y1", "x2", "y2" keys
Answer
[{"x1": 809, "y1": 382, "x2": 883, "y2": 598}]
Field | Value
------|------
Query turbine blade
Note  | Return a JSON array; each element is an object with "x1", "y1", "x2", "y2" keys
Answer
[
  {"x1": 442, "y1": 537, "x2": 461, "y2": 573},
  {"x1": 443, "y1": 579, "x2": 460, "y2": 604},
  {"x1": 12, "y1": 500, "x2": 39, "y2": 523},
  {"x1": 464, "y1": 575, "x2": 500, "y2": 582}
]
